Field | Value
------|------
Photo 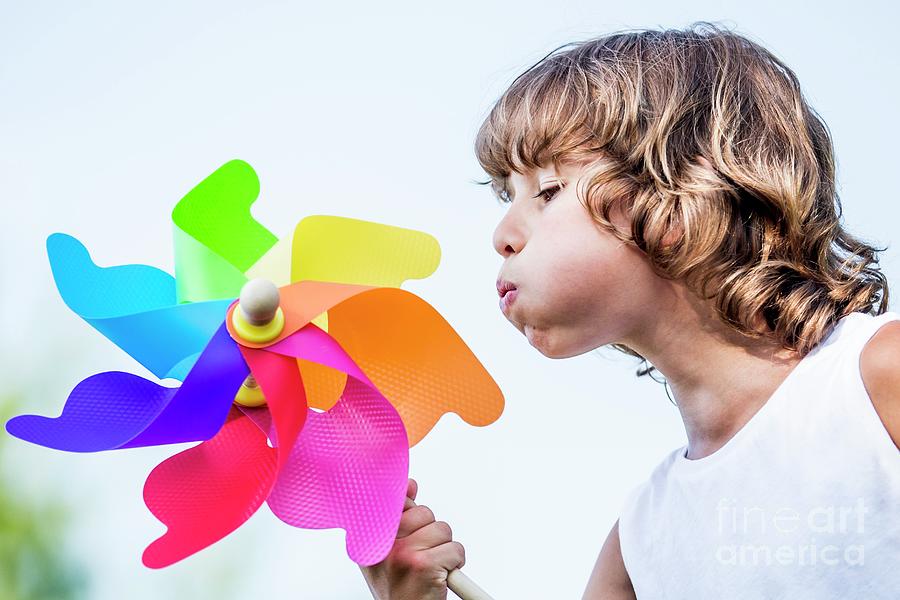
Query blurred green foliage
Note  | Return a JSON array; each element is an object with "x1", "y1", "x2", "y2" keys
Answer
[{"x1": 0, "y1": 394, "x2": 87, "y2": 600}]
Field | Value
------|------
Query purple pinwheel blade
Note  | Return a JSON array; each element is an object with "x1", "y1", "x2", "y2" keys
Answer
[
  {"x1": 6, "y1": 323, "x2": 249, "y2": 452},
  {"x1": 6, "y1": 373, "x2": 177, "y2": 452}
]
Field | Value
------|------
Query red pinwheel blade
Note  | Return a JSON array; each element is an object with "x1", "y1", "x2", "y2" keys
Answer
[
  {"x1": 142, "y1": 350, "x2": 309, "y2": 567},
  {"x1": 142, "y1": 407, "x2": 276, "y2": 568},
  {"x1": 238, "y1": 346, "x2": 308, "y2": 471}
]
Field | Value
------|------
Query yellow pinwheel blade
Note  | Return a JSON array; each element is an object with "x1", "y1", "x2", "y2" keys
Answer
[{"x1": 290, "y1": 215, "x2": 441, "y2": 288}]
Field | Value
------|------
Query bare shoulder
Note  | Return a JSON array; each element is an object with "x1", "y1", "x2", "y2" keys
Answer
[
  {"x1": 859, "y1": 320, "x2": 900, "y2": 450},
  {"x1": 582, "y1": 520, "x2": 636, "y2": 600}
]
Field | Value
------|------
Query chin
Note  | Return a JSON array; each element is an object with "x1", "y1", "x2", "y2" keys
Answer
[
  {"x1": 526, "y1": 324, "x2": 603, "y2": 359},
  {"x1": 525, "y1": 325, "x2": 579, "y2": 359}
]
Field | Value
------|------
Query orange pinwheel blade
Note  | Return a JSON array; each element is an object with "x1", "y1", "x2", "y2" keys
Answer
[
  {"x1": 327, "y1": 288, "x2": 504, "y2": 446},
  {"x1": 297, "y1": 358, "x2": 347, "y2": 412}
]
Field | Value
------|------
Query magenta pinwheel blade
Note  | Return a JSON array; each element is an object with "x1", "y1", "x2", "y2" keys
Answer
[
  {"x1": 6, "y1": 323, "x2": 249, "y2": 452},
  {"x1": 266, "y1": 376, "x2": 409, "y2": 566},
  {"x1": 258, "y1": 325, "x2": 409, "y2": 565}
]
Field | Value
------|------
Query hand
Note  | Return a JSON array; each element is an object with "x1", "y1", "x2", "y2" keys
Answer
[{"x1": 360, "y1": 478, "x2": 466, "y2": 600}]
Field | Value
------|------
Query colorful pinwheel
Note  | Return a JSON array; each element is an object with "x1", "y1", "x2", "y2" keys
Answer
[{"x1": 5, "y1": 160, "x2": 504, "y2": 576}]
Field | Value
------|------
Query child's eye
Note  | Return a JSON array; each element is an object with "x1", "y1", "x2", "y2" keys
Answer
[{"x1": 534, "y1": 184, "x2": 561, "y2": 203}]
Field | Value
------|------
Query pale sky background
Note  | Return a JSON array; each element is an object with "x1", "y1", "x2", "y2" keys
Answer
[{"x1": 1, "y1": 1, "x2": 898, "y2": 598}]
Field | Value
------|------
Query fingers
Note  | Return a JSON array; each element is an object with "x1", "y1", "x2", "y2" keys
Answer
[
  {"x1": 425, "y1": 540, "x2": 466, "y2": 572},
  {"x1": 395, "y1": 479, "x2": 464, "y2": 573},
  {"x1": 404, "y1": 478, "x2": 418, "y2": 510},
  {"x1": 404, "y1": 519, "x2": 453, "y2": 550},
  {"x1": 397, "y1": 504, "x2": 435, "y2": 538},
  {"x1": 376, "y1": 479, "x2": 465, "y2": 597}
]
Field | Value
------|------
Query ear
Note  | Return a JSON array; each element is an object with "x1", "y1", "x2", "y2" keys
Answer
[
  {"x1": 660, "y1": 224, "x2": 683, "y2": 249},
  {"x1": 657, "y1": 155, "x2": 717, "y2": 249}
]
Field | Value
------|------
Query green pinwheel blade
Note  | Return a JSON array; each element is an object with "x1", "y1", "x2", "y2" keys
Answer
[{"x1": 172, "y1": 159, "x2": 278, "y2": 303}]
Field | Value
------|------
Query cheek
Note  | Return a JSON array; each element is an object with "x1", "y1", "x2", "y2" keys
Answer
[
  {"x1": 522, "y1": 228, "x2": 653, "y2": 356},
  {"x1": 534, "y1": 229, "x2": 630, "y2": 317}
]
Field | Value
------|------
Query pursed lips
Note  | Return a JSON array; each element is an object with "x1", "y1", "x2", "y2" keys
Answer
[{"x1": 496, "y1": 278, "x2": 518, "y2": 314}]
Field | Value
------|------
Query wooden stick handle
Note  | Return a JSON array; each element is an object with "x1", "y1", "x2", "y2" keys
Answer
[{"x1": 447, "y1": 568, "x2": 495, "y2": 600}]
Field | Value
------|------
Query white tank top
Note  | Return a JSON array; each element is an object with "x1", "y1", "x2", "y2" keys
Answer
[{"x1": 618, "y1": 310, "x2": 900, "y2": 600}]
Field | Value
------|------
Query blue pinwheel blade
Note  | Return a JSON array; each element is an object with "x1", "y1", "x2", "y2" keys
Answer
[{"x1": 47, "y1": 233, "x2": 232, "y2": 380}]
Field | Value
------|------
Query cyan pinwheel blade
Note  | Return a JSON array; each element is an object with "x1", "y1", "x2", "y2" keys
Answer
[
  {"x1": 47, "y1": 232, "x2": 232, "y2": 380},
  {"x1": 49, "y1": 232, "x2": 175, "y2": 314},
  {"x1": 172, "y1": 159, "x2": 278, "y2": 303},
  {"x1": 291, "y1": 215, "x2": 441, "y2": 287},
  {"x1": 5, "y1": 323, "x2": 248, "y2": 452}
]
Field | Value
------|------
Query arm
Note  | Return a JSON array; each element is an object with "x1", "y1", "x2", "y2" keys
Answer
[
  {"x1": 581, "y1": 520, "x2": 636, "y2": 600},
  {"x1": 859, "y1": 320, "x2": 900, "y2": 450}
]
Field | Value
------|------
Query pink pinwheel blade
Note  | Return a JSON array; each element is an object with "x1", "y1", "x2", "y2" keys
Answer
[
  {"x1": 142, "y1": 408, "x2": 276, "y2": 568},
  {"x1": 267, "y1": 376, "x2": 409, "y2": 565},
  {"x1": 259, "y1": 325, "x2": 409, "y2": 565}
]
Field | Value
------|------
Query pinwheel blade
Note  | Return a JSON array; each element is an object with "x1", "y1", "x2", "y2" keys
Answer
[
  {"x1": 324, "y1": 287, "x2": 505, "y2": 445},
  {"x1": 142, "y1": 343, "x2": 317, "y2": 567},
  {"x1": 267, "y1": 377, "x2": 409, "y2": 566},
  {"x1": 238, "y1": 327, "x2": 409, "y2": 565},
  {"x1": 172, "y1": 159, "x2": 278, "y2": 303},
  {"x1": 291, "y1": 215, "x2": 440, "y2": 287},
  {"x1": 47, "y1": 233, "x2": 231, "y2": 380},
  {"x1": 5, "y1": 372, "x2": 176, "y2": 452},
  {"x1": 142, "y1": 408, "x2": 276, "y2": 568},
  {"x1": 238, "y1": 347, "x2": 308, "y2": 471},
  {"x1": 6, "y1": 323, "x2": 248, "y2": 451}
]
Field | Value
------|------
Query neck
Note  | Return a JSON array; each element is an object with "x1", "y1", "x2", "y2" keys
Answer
[{"x1": 623, "y1": 285, "x2": 802, "y2": 459}]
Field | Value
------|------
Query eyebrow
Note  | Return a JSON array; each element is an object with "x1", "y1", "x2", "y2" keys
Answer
[{"x1": 505, "y1": 174, "x2": 558, "y2": 201}]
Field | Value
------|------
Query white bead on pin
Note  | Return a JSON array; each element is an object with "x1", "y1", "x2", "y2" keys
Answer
[{"x1": 238, "y1": 278, "x2": 281, "y2": 325}]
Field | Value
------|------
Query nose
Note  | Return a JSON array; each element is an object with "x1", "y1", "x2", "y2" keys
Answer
[{"x1": 492, "y1": 209, "x2": 527, "y2": 258}]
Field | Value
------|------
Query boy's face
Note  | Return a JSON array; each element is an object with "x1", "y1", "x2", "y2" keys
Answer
[{"x1": 492, "y1": 159, "x2": 670, "y2": 358}]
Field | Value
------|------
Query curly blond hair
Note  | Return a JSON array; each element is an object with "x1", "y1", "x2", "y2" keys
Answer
[{"x1": 475, "y1": 21, "x2": 889, "y2": 377}]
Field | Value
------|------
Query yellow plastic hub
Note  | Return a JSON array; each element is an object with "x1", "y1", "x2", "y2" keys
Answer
[
  {"x1": 231, "y1": 305, "x2": 285, "y2": 343},
  {"x1": 234, "y1": 381, "x2": 267, "y2": 407}
]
